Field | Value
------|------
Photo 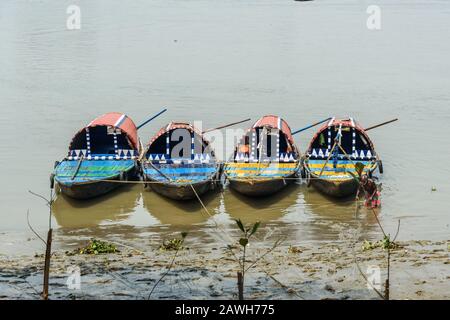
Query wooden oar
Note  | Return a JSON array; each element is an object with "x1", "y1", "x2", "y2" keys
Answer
[
  {"x1": 202, "y1": 118, "x2": 251, "y2": 134},
  {"x1": 71, "y1": 154, "x2": 84, "y2": 180},
  {"x1": 146, "y1": 161, "x2": 172, "y2": 181},
  {"x1": 365, "y1": 118, "x2": 398, "y2": 131},
  {"x1": 256, "y1": 127, "x2": 267, "y2": 175},
  {"x1": 137, "y1": 108, "x2": 168, "y2": 130},
  {"x1": 292, "y1": 117, "x2": 332, "y2": 135},
  {"x1": 337, "y1": 143, "x2": 356, "y2": 166},
  {"x1": 318, "y1": 125, "x2": 342, "y2": 178},
  {"x1": 318, "y1": 141, "x2": 337, "y2": 178}
]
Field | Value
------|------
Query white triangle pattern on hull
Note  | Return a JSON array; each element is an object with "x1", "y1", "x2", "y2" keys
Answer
[
  {"x1": 309, "y1": 148, "x2": 376, "y2": 160},
  {"x1": 67, "y1": 149, "x2": 138, "y2": 160}
]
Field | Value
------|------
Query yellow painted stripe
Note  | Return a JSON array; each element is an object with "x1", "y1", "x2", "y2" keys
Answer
[
  {"x1": 311, "y1": 172, "x2": 352, "y2": 177},
  {"x1": 308, "y1": 163, "x2": 376, "y2": 169},
  {"x1": 310, "y1": 174, "x2": 354, "y2": 181},
  {"x1": 226, "y1": 170, "x2": 296, "y2": 174},
  {"x1": 310, "y1": 170, "x2": 371, "y2": 176},
  {"x1": 225, "y1": 163, "x2": 298, "y2": 169}
]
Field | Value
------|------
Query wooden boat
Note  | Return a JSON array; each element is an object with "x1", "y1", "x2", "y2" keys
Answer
[
  {"x1": 224, "y1": 115, "x2": 301, "y2": 197},
  {"x1": 303, "y1": 117, "x2": 381, "y2": 198},
  {"x1": 142, "y1": 122, "x2": 222, "y2": 200},
  {"x1": 53, "y1": 112, "x2": 142, "y2": 199}
]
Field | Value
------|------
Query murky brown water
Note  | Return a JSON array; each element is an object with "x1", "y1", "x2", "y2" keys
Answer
[{"x1": 1, "y1": 0, "x2": 449, "y2": 255}]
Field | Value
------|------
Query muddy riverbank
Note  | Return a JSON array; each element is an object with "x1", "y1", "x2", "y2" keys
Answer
[{"x1": 1, "y1": 239, "x2": 448, "y2": 300}]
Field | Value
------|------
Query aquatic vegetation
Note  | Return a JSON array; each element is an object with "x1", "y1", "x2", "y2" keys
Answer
[
  {"x1": 362, "y1": 235, "x2": 397, "y2": 251},
  {"x1": 362, "y1": 240, "x2": 379, "y2": 251},
  {"x1": 159, "y1": 232, "x2": 188, "y2": 251},
  {"x1": 69, "y1": 239, "x2": 119, "y2": 255},
  {"x1": 159, "y1": 238, "x2": 184, "y2": 251},
  {"x1": 288, "y1": 246, "x2": 302, "y2": 254}
]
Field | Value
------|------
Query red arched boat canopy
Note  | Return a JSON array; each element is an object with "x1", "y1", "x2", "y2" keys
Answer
[
  {"x1": 231, "y1": 115, "x2": 299, "y2": 163},
  {"x1": 88, "y1": 112, "x2": 138, "y2": 147},
  {"x1": 147, "y1": 122, "x2": 204, "y2": 147},
  {"x1": 145, "y1": 122, "x2": 214, "y2": 162},
  {"x1": 67, "y1": 113, "x2": 139, "y2": 160},
  {"x1": 251, "y1": 115, "x2": 295, "y2": 146},
  {"x1": 69, "y1": 112, "x2": 139, "y2": 151}
]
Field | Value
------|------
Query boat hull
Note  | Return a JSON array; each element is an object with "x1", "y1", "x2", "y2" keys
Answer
[
  {"x1": 147, "y1": 178, "x2": 215, "y2": 201},
  {"x1": 309, "y1": 175, "x2": 358, "y2": 198},
  {"x1": 57, "y1": 175, "x2": 123, "y2": 200},
  {"x1": 143, "y1": 162, "x2": 220, "y2": 201},
  {"x1": 228, "y1": 174, "x2": 295, "y2": 197},
  {"x1": 305, "y1": 161, "x2": 378, "y2": 198},
  {"x1": 54, "y1": 161, "x2": 138, "y2": 200},
  {"x1": 224, "y1": 161, "x2": 300, "y2": 197}
]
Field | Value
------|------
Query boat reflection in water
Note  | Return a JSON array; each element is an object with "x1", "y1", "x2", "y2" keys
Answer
[
  {"x1": 52, "y1": 184, "x2": 140, "y2": 228},
  {"x1": 142, "y1": 187, "x2": 221, "y2": 226},
  {"x1": 223, "y1": 182, "x2": 301, "y2": 225}
]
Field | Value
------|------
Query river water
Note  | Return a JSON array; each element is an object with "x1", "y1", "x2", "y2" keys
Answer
[{"x1": 0, "y1": 0, "x2": 449, "y2": 255}]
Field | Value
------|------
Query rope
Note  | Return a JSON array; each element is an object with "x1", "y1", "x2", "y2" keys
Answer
[{"x1": 88, "y1": 176, "x2": 358, "y2": 185}]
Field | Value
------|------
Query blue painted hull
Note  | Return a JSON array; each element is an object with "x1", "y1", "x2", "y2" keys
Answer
[
  {"x1": 143, "y1": 162, "x2": 221, "y2": 200},
  {"x1": 54, "y1": 159, "x2": 138, "y2": 199}
]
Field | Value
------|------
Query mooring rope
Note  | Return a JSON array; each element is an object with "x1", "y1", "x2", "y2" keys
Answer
[{"x1": 91, "y1": 175, "x2": 360, "y2": 184}]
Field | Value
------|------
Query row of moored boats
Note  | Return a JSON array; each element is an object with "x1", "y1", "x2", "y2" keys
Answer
[{"x1": 52, "y1": 112, "x2": 384, "y2": 201}]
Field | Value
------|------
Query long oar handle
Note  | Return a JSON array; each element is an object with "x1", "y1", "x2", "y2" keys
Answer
[
  {"x1": 318, "y1": 140, "x2": 337, "y2": 178},
  {"x1": 365, "y1": 118, "x2": 398, "y2": 131},
  {"x1": 202, "y1": 118, "x2": 251, "y2": 134},
  {"x1": 292, "y1": 117, "x2": 332, "y2": 135},
  {"x1": 137, "y1": 108, "x2": 168, "y2": 130},
  {"x1": 147, "y1": 161, "x2": 172, "y2": 181},
  {"x1": 71, "y1": 155, "x2": 84, "y2": 180},
  {"x1": 337, "y1": 143, "x2": 355, "y2": 165}
]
